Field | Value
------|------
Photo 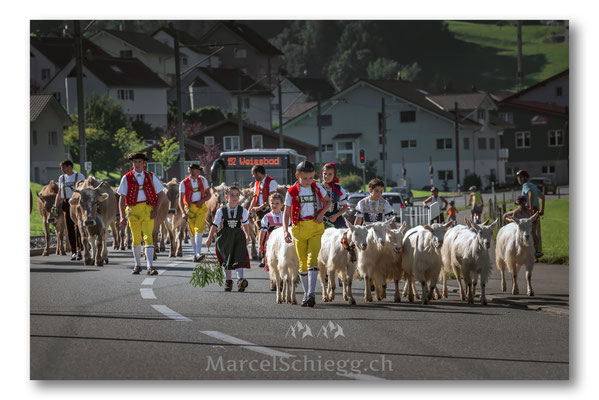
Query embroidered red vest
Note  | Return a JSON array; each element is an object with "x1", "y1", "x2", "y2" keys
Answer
[
  {"x1": 182, "y1": 176, "x2": 205, "y2": 206},
  {"x1": 254, "y1": 175, "x2": 274, "y2": 204},
  {"x1": 288, "y1": 181, "x2": 325, "y2": 225},
  {"x1": 125, "y1": 170, "x2": 158, "y2": 207}
]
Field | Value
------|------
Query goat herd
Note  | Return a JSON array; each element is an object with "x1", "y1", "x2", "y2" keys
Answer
[{"x1": 36, "y1": 177, "x2": 539, "y2": 307}]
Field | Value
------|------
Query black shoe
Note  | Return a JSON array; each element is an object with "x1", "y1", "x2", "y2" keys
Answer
[
  {"x1": 131, "y1": 266, "x2": 141, "y2": 275},
  {"x1": 193, "y1": 254, "x2": 206, "y2": 263},
  {"x1": 301, "y1": 296, "x2": 309, "y2": 307},
  {"x1": 237, "y1": 278, "x2": 248, "y2": 292},
  {"x1": 147, "y1": 268, "x2": 158, "y2": 276},
  {"x1": 307, "y1": 295, "x2": 316, "y2": 307},
  {"x1": 71, "y1": 253, "x2": 77, "y2": 261},
  {"x1": 224, "y1": 279, "x2": 233, "y2": 292},
  {"x1": 259, "y1": 262, "x2": 265, "y2": 269}
]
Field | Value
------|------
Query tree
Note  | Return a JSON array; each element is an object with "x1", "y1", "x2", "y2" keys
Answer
[
  {"x1": 399, "y1": 62, "x2": 422, "y2": 82},
  {"x1": 152, "y1": 137, "x2": 179, "y2": 175},
  {"x1": 85, "y1": 94, "x2": 128, "y2": 135},
  {"x1": 195, "y1": 143, "x2": 222, "y2": 183},
  {"x1": 115, "y1": 127, "x2": 145, "y2": 155},
  {"x1": 184, "y1": 106, "x2": 226, "y2": 127},
  {"x1": 367, "y1": 58, "x2": 400, "y2": 80},
  {"x1": 130, "y1": 119, "x2": 162, "y2": 141}
]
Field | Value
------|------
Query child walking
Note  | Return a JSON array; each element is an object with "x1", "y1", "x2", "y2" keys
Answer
[
  {"x1": 446, "y1": 200, "x2": 458, "y2": 224},
  {"x1": 321, "y1": 163, "x2": 349, "y2": 229},
  {"x1": 282, "y1": 161, "x2": 332, "y2": 307},
  {"x1": 206, "y1": 186, "x2": 252, "y2": 292},
  {"x1": 259, "y1": 193, "x2": 286, "y2": 291},
  {"x1": 354, "y1": 178, "x2": 396, "y2": 227}
]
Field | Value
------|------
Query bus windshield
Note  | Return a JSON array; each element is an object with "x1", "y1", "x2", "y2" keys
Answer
[{"x1": 224, "y1": 168, "x2": 289, "y2": 188}]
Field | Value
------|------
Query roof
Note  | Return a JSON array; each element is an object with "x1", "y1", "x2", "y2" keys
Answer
[
  {"x1": 499, "y1": 100, "x2": 568, "y2": 117},
  {"x1": 31, "y1": 94, "x2": 72, "y2": 123},
  {"x1": 100, "y1": 29, "x2": 174, "y2": 55},
  {"x1": 286, "y1": 77, "x2": 336, "y2": 100},
  {"x1": 282, "y1": 101, "x2": 317, "y2": 119},
  {"x1": 69, "y1": 57, "x2": 169, "y2": 88},
  {"x1": 201, "y1": 21, "x2": 282, "y2": 56},
  {"x1": 197, "y1": 67, "x2": 270, "y2": 94},
  {"x1": 187, "y1": 118, "x2": 318, "y2": 150},
  {"x1": 332, "y1": 133, "x2": 362, "y2": 140},
  {"x1": 30, "y1": 36, "x2": 110, "y2": 69},
  {"x1": 151, "y1": 26, "x2": 213, "y2": 54},
  {"x1": 426, "y1": 93, "x2": 489, "y2": 111},
  {"x1": 499, "y1": 69, "x2": 569, "y2": 103}
]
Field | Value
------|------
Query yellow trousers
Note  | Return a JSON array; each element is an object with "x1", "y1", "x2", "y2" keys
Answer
[
  {"x1": 126, "y1": 203, "x2": 154, "y2": 246},
  {"x1": 187, "y1": 203, "x2": 207, "y2": 235},
  {"x1": 291, "y1": 220, "x2": 325, "y2": 273}
]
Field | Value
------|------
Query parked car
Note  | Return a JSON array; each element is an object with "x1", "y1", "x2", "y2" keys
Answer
[
  {"x1": 382, "y1": 192, "x2": 407, "y2": 215},
  {"x1": 529, "y1": 177, "x2": 557, "y2": 194},
  {"x1": 344, "y1": 192, "x2": 368, "y2": 224},
  {"x1": 389, "y1": 186, "x2": 413, "y2": 206}
]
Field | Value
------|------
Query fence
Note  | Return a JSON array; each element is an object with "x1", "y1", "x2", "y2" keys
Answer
[{"x1": 399, "y1": 203, "x2": 435, "y2": 229}]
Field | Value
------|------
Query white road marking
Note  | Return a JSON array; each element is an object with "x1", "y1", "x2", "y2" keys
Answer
[
  {"x1": 201, "y1": 331, "x2": 295, "y2": 358},
  {"x1": 152, "y1": 305, "x2": 191, "y2": 321},
  {"x1": 157, "y1": 269, "x2": 167, "y2": 275},
  {"x1": 140, "y1": 288, "x2": 156, "y2": 299},
  {"x1": 142, "y1": 278, "x2": 155, "y2": 286},
  {"x1": 343, "y1": 373, "x2": 386, "y2": 381}
]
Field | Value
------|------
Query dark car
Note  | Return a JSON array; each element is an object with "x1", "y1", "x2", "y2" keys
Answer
[
  {"x1": 529, "y1": 177, "x2": 557, "y2": 194},
  {"x1": 344, "y1": 192, "x2": 368, "y2": 224},
  {"x1": 389, "y1": 187, "x2": 413, "y2": 206}
]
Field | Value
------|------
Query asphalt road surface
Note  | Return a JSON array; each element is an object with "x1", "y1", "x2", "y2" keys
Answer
[{"x1": 30, "y1": 241, "x2": 568, "y2": 380}]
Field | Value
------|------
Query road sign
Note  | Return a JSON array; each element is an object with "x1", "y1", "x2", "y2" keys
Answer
[{"x1": 84, "y1": 161, "x2": 92, "y2": 171}]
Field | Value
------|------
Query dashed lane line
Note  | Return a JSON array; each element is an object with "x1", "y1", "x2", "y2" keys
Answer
[
  {"x1": 151, "y1": 305, "x2": 192, "y2": 321},
  {"x1": 200, "y1": 330, "x2": 295, "y2": 358},
  {"x1": 142, "y1": 278, "x2": 155, "y2": 286},
  {"x1": 140, "y1": 288, "x2": 157, "y2": 299},
  {"x1": 343, "y1": 373, "x2": 386, "y2": 381}
]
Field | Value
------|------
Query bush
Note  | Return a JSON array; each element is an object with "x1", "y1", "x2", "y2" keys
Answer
[
  {"x1": 463, "y1": 174, "x2": 482, "y2": 191},
  {"x1": 185, "y1": 106, "x2": 226, "y2": 127},
  {"x1": 339, "y1": 174, "x2": 363, "y2": 192}
]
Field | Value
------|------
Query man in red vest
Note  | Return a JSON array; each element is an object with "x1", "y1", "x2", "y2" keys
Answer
[
  {"x1": 117, "y1": 152, "x2": 165, "y2": 275},
  {"x1": 178, "y1": 163, "x2": 212, "y2": 262},
  {"x1": 249, "y1": 165, "x2": 278, "y2": 219}
]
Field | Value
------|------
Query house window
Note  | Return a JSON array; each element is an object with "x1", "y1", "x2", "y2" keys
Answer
[
  {"x1": 136, "y1": 114, "x2": 144, "y2": 121},
  {"x1": 336, "y1": 141, "x2": 354, "y2": 165},
  {"x1": 438, "y1": 170, "x2": 454, "y2": 181},
  {"x1": 542, "y1": 165, "x2": 556, "y2": 174},
  {"x1": 489, "y1": 137, "x2": 496, "y2": 149},
  {"x1": 32, "y1": 130, "x2": 37, "y2": 146},
  {"x1": 41, "y1": 68, "x2": 51, "y2": 80},
  {"x1": 515, "y1": 131, "x2": 531, "y2": 148},
  {"x1": 243, "y1": 98, "x2": 250, "y2": 109},
  {"x1": 146, "y1": 162, "x2": 164, "y2": 179},
  {"x1": 48, "y1": 131, "x2": 58, "y2": 146},
  {"x1": 400, "y1": 140, "x2": 417, "y2": 148},
  {"x1": 321, "y1": 144, "x2": 333, "y2": 152},
  {"x1": 400, "y1": 111, "x2": 416, "y2": 123},
  {"x1": 117, "y1": 89, "x2": 134, "y2": 101},
  {"x1": 120, "y1": 50, "x2": 133, "y2": 58},
  {"x1": 233, "y1": 48, "x2": 247, "y2": 58},
  {"x1": 436, "y1": 138, "x2": 452, "y2": 150},
  {"x1": 464, "y1": 169, "x2": 470, "y2": 177},
  {"x1": 478, "y1": 109, "x2": 486, "y2": 121},
  {"x1": 181, "y1": 55, "x2": 188, "y2": 66},
  {"x1": 224, "y1": 136, "x2": 240, "y2": 151},
  {"x1": 204, "y1": 136, "x2": 215, "y2": 146},
  {"x1": 548, "y1": 130, "x2": 564, "y2": 147},
  {"x1": 478, "y1": 137, "x2": 487, "y2": 150},
  {"x1": 463, "y1": 137, "x2": 470, "y2": 150},
  {"x1": 556, "y1": 87, "x2": 563, "y2": 97},
  {"x1": 251, "y1": 135, "x2": 263, "y2": 149},
  {"x1": 498, "y1": 112, "x2": 514, "y2": 124},
  {"x1": 52, "y1": 92, "x2": 61, "y2": 102},
  {"x1": 271, "y1": 103, "x2": 280, "y2": 111}
]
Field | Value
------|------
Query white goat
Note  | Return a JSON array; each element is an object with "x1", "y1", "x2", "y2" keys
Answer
[
  {"x1": 377, "y1": 222, "x2": 407, "y2": 302},
  {"x1": 265, "y1": 227, "x2": 299, "y2": 304},
  {"x1": 495, "y1": 212, "x2": 539, "y2": 296},
  {"x1": 355, "y1": 219, "x2": 395, "y2": 302},
  {"x1": 317, "y1": 219, "x2": 370, "y2": 305},
  {"x1": 441, "y1": 218, "x2": 498, "y2": 304},
  {"x1": 402, "y1": 222, "x2": 453, "y2": 304}
]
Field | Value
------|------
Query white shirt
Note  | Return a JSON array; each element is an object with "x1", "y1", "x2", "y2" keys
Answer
[
  {"x1": 179, "y1": 176, "x2": 209, "y2": 203},
  {"x1": 117, "y1": 171, "x2": 164, "y2": 202},
  {"x1": 58, "y1": 171, "x2": 85, "y2": 199},
  {"x1": 212, "y1": 205, "x2": 250, "y2": 227},
  {"x1": 256, "y1": 175, "x2": 279, "y2": 205},
  {"x1": 284, "y1": 182, "x2": 328, "y2": 220},
  {"x1": 260, "y1": 210, "x2": 286, "y2": 231},
  {"x1": 324, "y1": 184, "x2": 349, "y2": 211},
  {"x1": 355, "y1": 197, "x2": 395, "y2": 221}
]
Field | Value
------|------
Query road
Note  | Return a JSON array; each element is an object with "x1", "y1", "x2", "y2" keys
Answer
[{"x1": 30, "y1": 241, "x2": 568, "y2": 380}]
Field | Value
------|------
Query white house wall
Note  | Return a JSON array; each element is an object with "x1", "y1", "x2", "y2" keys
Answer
[
  {"x1": 30, "y1": 106, "x2": 68, "y2": 184},
  {"x1": 516, "y1": 75, "x2": 569, "y2": 108},
  {"x1": 271, "y1": 79, "x2": 308, "y2": 123},
  {"x1": 153, "y1": 31, "x2": 219, "y2": 69},
  {"x1": 30, "y1": 47, "x2": 58, "y2": 91}
]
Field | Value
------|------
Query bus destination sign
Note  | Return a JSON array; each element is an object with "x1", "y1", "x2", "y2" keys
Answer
[{"x1": 226, "y1": 155, "x2": 285, "y2": 167}]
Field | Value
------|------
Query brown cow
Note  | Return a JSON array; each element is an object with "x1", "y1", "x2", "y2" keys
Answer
[
  {"x1": 111, "y1": 187, "x2": 130, "y2": 251},
  {"x1": 163, "y1": 179, "x2": 186, "y2": 257},
  {"x1": 69, "y1": 177, "x2": 117, "y2": 266},
  {"x1": 36, "y1": 181, "x2": 68, "y2": 256}
]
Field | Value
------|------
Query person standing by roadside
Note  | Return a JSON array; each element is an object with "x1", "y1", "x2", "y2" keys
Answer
[
  {"x1": 516, "y1": 170, "x2": 545, "y2": 258},
  {"x1": 467, "y1": 186, "x2": 484, "y2": 223},
  {"x1": 54, "y1": 159, "x2": 85, "y2": 260},
  {"x1": 423, "y1": 186, "x2": 449, "y2": 223},
  {"x1": 179, "y1": 163, "x2": 211, "y2": 262},
  {"x1": 117, "y1": 152, "x2": 165, "y2": 275}
]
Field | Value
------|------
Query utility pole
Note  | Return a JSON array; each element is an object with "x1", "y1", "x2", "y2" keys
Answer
[
  {"x1": 454, "y1": 101, "x2": 461, "y2": 193},
  {"x1": 278, "y1": 75, "x2": 284, "y2": 147},
  {"x1": 74, "y1": 20, "x2": 87, "y2": 174},
  {"x1": 517, "y1": 21, "x2": 523, "y2": 90},
  {"x1": 381, "y1": 98, "x2": 387, "y2": 188},
  {"x1": 317, "y1": 99, "x2": 322, "y2": 166},
  {"x1": 237, "y1": 71, "x2": 244, "y2": 150},
  {"x1": 173, "y1": 24, "x2": 186, "y2": 179}
]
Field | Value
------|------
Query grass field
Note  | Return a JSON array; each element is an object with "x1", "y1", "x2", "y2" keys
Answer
[{"x1": 30, "y1": 182, "x2": 47, "y2": 236}]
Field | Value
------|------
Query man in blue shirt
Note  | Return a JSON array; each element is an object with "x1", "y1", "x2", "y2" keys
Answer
[{"x1": 516, "y1": 170, "x2": 545, "y2": 259}]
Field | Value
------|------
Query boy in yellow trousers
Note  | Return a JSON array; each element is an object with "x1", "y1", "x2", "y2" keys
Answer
[
  {"x1": 283, "y1": 161, "x2": 331, "y2": 307},
  {"x1": 179, "y1": 163, "x2": 211, "y2": 262}
]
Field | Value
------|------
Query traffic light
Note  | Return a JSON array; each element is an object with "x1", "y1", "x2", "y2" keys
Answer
[{"x1": 359, "y1": 149, "x2": 366, "y2": 165}]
